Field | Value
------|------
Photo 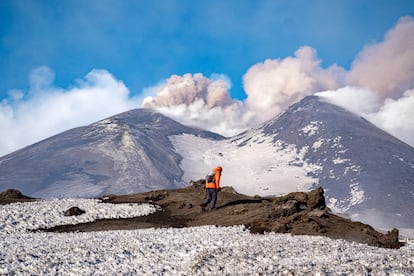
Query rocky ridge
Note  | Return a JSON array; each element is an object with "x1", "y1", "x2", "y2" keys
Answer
[{"x1": 30, "y1": 184, "x2": 401, "y2": 249}]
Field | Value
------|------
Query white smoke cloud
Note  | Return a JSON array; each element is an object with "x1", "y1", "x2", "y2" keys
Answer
[
  {"x1": 143, "y1": 73, "x2": 232, "y2": 109},
  {"x1": 316, "y1": 87, "x2": 382, "y2": 115},
  {"x1": 316, "y1": 16, "x2": 414, "y2": 147},
  {"x1": 348, "y1": 16, "x2": 414, "y2": 98},
  {"x1": 142, "y1": 73, "x2": 256, "y2": 137},
  {"x1": 0, "y1": 66, "x2": 140, "y2": 156},
  {"x1": 370, "y1": 89, "x2": 414, "y2": 145},
  {"x1": 142, "y1": 47, "x2": 343, "y2": 136},
  {"x1": 243, "y1": 46, "x2": 342, "y2": 121}
]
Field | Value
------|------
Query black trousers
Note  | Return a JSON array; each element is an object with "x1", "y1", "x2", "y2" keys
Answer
[{"x1": 202, "y1": 188, "x2": 217, "y2": 209}]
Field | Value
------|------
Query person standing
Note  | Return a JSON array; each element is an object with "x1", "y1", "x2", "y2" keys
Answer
[{"x1": 200, "y1": 166, "x2": 222, "y2": 210}]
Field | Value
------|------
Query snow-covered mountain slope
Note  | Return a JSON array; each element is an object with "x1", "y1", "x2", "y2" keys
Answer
[
  {"x1": 1, "y1": 96, "x2": 413, "y2": 229},
  {"x1": 0, "y1": 109, "x2": 223, "y2": 198},
  {"x1": 172, "y1": 96, "x2": 414, "y2": 229},
  {"x1": 260, "y1": 96, "x2": 414, "y2": 229}
]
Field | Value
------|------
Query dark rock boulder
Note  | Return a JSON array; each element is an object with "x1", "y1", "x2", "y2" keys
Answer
[
  {"x1": 0, "y1": 189, "x2": 25, "y2": 198},
  {"x1": 0, "y1": 189, "x2": 36, "y2": 204},
  {"x1": 64, "y1": 206, "x2": 86, "y2": 216},
  {"x1": 378, "y1": 228, "x2": 400, "y2": 248},
  {"x1": 306, "y1": 187, "x2": 326, "y2": 209}
]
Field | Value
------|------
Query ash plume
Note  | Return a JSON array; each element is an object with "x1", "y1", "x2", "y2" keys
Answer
[{"x1": 143, "y1": 17, "x2": 414, "y2": 147}]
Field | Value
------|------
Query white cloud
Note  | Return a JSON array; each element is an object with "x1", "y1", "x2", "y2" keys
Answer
[
  {"x1": 0, "y1": 67, "x2": 139, "y2": 156},
  {"x1": 368, "y1": 89, "x2": 414, "y2": 146},
  {"x1": 317, "y1": 87, "x2": 414, "y2": 146},
  {"x1": 348, "y1": 16, "x2": 414, "y2": 98},
  {"x1": 2, "y1": 16, "x2": 414, "y2": 156},
  {"x1": 316, "y1": 87, "x2": 382, "y2": 115},
  {"x1": 243, "y1": 46, "x2": 341, "y2": 122}
]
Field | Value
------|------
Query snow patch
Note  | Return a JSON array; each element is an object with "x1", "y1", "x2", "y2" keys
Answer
[
  {"x1": 344, "y1": 164, "x2": 361, "y2": 175},
  {"x1": 349, "y1": 183, "x2": 366, "y2": 206},
  {"x1": 393, "y1": 154, "x2": 414, "y2": 169},
  {"x1": 327, "y1": 197, "x2": 338, "y2": 208},
  {"x1": 327, "y1": 182, "x2": 366, "y2": 214},
  {"x1": 332, "y1": 136, "x2": 345, "y2": 149},
  {"x1": 121, "y1": 130, "x2": 136, "y2": 152},
  {"x1": 170, "y1": 133, "x2": 319, "y2": 196},
  {"x1": 0, "y1": 199, "x2": 157, "y2": 234},
  {"x1": 312, "y1": 138, "x2": 324, "y2": 151},
  {"x1": 299, "y1": 121, "x2": 322, "y2": 136},
  {"x1": 332, "y1": 157, "x2": 351, "y2": 164}
]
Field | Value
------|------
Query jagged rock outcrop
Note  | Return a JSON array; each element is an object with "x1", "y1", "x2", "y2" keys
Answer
[
  {"x1": 41, "y1": 185, "x2": 402, "y2": 249},
  {"x1": 0, "y1": 189, "x2": 36, "y2": 204}
]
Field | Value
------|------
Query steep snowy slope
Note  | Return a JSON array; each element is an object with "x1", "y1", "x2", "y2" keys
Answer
[
  {"x1": 259, "y1": 96, "x2": 414, "y2": 229},
  {"x1": 0, "y1": 109, "x2": 223, "y2": 198},
  {"x1": 172, "y1": 96, "x2": 414, "y2": 229}
]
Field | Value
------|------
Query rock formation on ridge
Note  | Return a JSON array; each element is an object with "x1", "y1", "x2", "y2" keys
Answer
[{"x1": 37, "y1": 185, "x2": 402, "y2": 249}]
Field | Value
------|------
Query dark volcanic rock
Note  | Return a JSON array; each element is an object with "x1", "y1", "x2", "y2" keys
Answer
[
  {"x1": 0, "y1": 189, "x2": 36, "y2": 204},
  {"x1": 40, "y1": 186, "x2": 402, "y2": 249},
  {"x1": 1, "y1": 189, "x2": 25, "y2": 198},
  {"x1": 64, "y1": 206, "x2": 86, "y2": 216}
]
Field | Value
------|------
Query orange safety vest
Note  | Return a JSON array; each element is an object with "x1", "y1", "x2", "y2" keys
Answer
[{"x1": 205, "y1": 166, "x2": 222, "y2": 189}]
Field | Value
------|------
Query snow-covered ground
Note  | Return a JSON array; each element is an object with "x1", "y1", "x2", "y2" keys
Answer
[
  {"x1": 0, "y1": 199, "x2": 158, "y2": 233},
  {"x1": 170, "y1": 133, "x2": 319, "y2": 197},
  {"x1": 1, "y1": 199, "x2": 413, "y2": 275}
]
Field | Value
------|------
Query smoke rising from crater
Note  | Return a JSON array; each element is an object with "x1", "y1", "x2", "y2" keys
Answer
[
  {"x1": 348, "y1": 16, "x2": 414, "y2": 99},
  {"x1": 142, "y1": 47, "x2": 343, "y2": 136},
  {"x1": 143, "y1": 73, "x2": 252, "y2": 136},
  {"x1": 143, "y1": 17, "x2": 414, "y2": 147}
]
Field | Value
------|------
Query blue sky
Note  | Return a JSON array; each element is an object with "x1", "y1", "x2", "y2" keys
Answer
[
  {"x1": 1, "y1": 0, "x2": 413, "y2": 100},
  {"x1": 1, "y1": 0, "x2": 414, "y2": 156}
]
